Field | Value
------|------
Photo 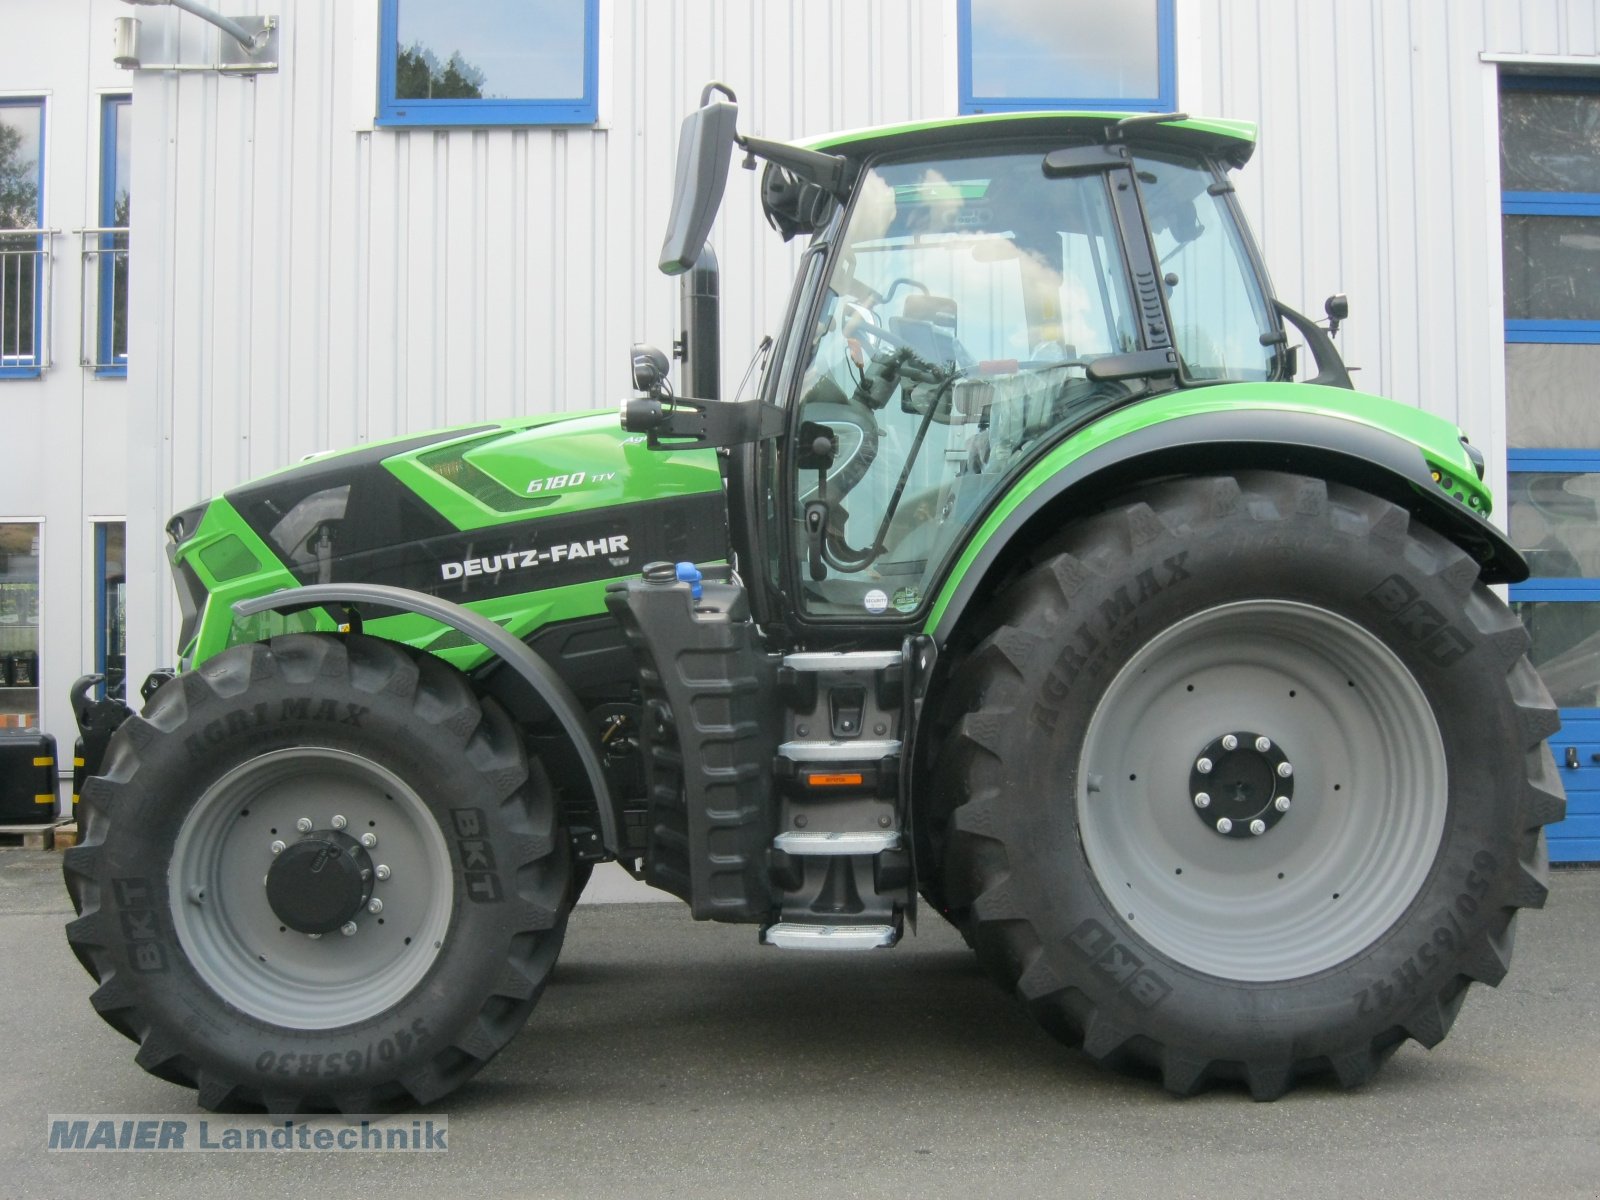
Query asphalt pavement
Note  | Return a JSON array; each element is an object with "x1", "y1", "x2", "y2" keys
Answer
[{"x1": 3, "y1": 847, "x2": 1598, "y2": 1200}]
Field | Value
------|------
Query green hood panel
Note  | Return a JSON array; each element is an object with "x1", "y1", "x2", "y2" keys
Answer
[
  {"x1": 384, "y1": 409, "x2": 724, "y2": 531},
  {"x1": 175, "y1": 410, "x2": 727, "y2": 672}
]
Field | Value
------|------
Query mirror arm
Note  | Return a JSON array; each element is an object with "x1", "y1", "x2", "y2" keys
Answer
[
  {"x1": 737, "y1": 134, "x2": 852, "y2": 198},
  {"x1": 1273, "y1": 300, "x2": 1354, "y2": 390},
  {"x1": 621, "y1": 395, "x2": 786, "y2": 451}
]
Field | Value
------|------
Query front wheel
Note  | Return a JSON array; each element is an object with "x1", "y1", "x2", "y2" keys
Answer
[
  {"x1": 934, "y1": 472, "x2": 1564, "y2": 1098},
  {"x1": 63, "y1": 633, "x2": 571, "y2": 1112}
]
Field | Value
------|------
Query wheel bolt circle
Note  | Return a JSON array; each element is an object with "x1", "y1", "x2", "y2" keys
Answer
[
  {"x1": 1249, "y1": 819, "x2": 1266, "y2": 835},
  {"x1": 1194, "y1": 792, "x2": 1211, "y2": 809},
  {"x1": 1275, "y1": 796, "x2": 1291, "y2": 813},
  {"x1": 360, "y1": 832, "x2": 378, "y2": 849},
  {"x1": 331, "y1": 814, "x2": 348, "y2": 830},
  {"x1": 270, "y1": 839, "x2": 286, "y2": 855},
  {"x1": 1221, "y1": 734, "x2": 1238, "y2": 751},
  {"x1": 367, "y1": 898, "x2": 383, "y2": 915},
  {"x1": 295, "y1": 817, "x2": 314, "y2": 833},
  {"x1": 1216, "y1": 817, "x2": 1233, "y2": 834},
  {"x1": 1255, "y1": 736, "x2": 1272, "y2": 753},
  {"x1": 340, "y1": 921, "x2": 358, "y2": 937},
  {"x1": 1196, "y1": 757, "x2": 1213, "y2": 774},
  {"x1": 375, "y1": 864, "x2": 391, "y2": 881},
  {"x1": 1277, "y1": 761, "x2": 1293, "y2": 778}
]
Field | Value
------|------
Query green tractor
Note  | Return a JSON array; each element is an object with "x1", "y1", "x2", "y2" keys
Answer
[{"x1": 64, "y1": 83, "x2": 1563, "y2": 1109}]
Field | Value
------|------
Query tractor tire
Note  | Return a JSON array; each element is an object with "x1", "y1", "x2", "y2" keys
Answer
[
  {"x1": 934, "y1": 471, "x2": 1564, "y2": 1098},
  {"x1": 63, "y1": 632, "x2": 571, "y2": 1113}
]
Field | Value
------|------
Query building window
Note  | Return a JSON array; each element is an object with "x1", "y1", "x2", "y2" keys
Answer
[
  {"x1": 0, "y1": 523, "x2": 41, "y2": 730},
  {"x1": 1501, "y1": 75, "x2": 1600, "y2": 862},
  {"x1": 0, "y1": 98, "x2": 46, "y2": 378},
  {"x1": 958, "y1": 0, "x2": 1175, "y2": 115},
  {"x1": 376, "y1": 0, "x2": 599, "y2": 127},
  {"x1": 94, "y1": 523, "x2": 126, "y2": 703},
  {"x1": 87, "y1": 96, "x2": 130, "y2": 377}
]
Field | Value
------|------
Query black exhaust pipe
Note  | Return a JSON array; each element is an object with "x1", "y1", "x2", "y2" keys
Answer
[{"x1": 676, "y1": 243, "x2": 720, "y2": 401}]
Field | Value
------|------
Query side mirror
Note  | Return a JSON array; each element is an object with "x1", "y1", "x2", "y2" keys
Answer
[
  {"x1": 630, "y1": 343, "x2": 671, "y2": 395},
  {"x1": 658, "y1": 83, "x2": 740, "y2": 277},
  {"x1": 1325, "y1": 293, "x2": 1349, "y2": 337}
]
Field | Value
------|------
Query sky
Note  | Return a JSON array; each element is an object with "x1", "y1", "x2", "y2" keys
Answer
[
  {"x1": 397, "y1": 0, "x2": 586, "y2": 100},
  {"x1": 968, "y1": 0, "x2": 1158, "y2": 100}
]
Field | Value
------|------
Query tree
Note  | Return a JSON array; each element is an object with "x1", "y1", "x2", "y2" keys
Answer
[
  {"x1": 0, "y1": 120, "x2": 40, "y2": 360},
  {"x1": 0, "y1": 121, "x2": 39, "y2": 231},
  {"x1": 395, "y1": 42, "x2": 486, "y2": 101}
]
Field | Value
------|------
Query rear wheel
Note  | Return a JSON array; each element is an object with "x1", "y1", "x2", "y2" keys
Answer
[
  {"x1": 935, "y1": 472, "x2": 1564, "y2": 1097},
  {"x1": 64, "y1": 633, "x2": 571, "y2": 1112}
]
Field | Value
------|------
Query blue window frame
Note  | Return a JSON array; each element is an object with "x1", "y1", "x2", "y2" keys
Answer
[
  {"x1": 1501, "y1": 75, "x2": 1600, "y2": 345},
  {"x1": 93, "y1": 522, "x2": 126, "y2": 703},
  {"x1": 958, "y1": 0, "x2": 1176, "y2": 115},
  {"x1": 0, "y1": 97, "x2": 46, "y2": 379},
  {"x1": 97, "y1": 95, "x2": 130, "y2": 378},
  {"x1": 1502, "y1": 76, "x2": 1600, "y2": 860},
  {"x1": 376, "y1": 0, "x2": 598, "y2": 127}
]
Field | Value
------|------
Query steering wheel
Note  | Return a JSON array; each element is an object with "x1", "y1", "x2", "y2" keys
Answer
[{"x1": 839, "y1": 300, "x2": 911, "y2": 359}]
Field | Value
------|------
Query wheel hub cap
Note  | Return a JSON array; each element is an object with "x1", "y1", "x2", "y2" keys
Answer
[
  {"x1": 1190, "y1": 730, "x2": 1294, "y2": 838},
  {"x1": 265, "y1": 832, "x2": 374, "y2": 933}
]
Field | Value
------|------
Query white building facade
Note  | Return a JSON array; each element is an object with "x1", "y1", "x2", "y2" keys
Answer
[{"x1": 3, "y1": 0, "x2": 1599, "y2": 854}]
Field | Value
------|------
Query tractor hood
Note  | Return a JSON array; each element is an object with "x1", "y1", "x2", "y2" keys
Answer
[{"x1": 165, "y1": 410, "x2": 727, "y2": 668}]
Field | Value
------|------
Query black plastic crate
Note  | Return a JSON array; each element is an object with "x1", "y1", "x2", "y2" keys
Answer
[{"x1": 0, "y1": 731, "x2": 57, "y2": 824}]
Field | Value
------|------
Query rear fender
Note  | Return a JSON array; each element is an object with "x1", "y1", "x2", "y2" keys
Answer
[{"x1": 925, "y1": 407, "x2": 1525, "y2": 646}]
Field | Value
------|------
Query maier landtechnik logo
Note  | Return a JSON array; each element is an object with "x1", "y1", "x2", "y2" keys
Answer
[{"x1": 47, "y1": 1114, "x2": 447, "y2": 1153}]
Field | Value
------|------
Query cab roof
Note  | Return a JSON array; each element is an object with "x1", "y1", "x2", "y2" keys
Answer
[{"x1": 798, "y1": 111, "x2": 1258, "y2": 169}]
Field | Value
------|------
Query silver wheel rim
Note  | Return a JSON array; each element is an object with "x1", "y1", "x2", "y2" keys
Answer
[
  {"x1": 1077, "y1": 600, "x2": 1447, "y2": 982},
  {"x1": 169, "y1": 747, "x2": 454, "y2": 1029}
]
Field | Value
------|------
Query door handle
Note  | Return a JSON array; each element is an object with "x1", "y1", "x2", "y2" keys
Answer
[{"x1": 1566, "y1": 746, "x2": 1579, "y2": 770}]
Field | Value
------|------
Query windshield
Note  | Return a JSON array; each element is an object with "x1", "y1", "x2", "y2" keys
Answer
[
  {"x1": 789, "y1": 148, "x2": 1149, "y2": 619},
  {"x1": 785, "y1": 144, "x2": 1279, "y2": 620}
]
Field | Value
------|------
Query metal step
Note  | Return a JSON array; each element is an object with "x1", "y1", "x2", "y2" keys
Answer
[
  {"x1": 783, "y1": 650, "x2": 903, "y2": 672},
  {"x1": 774, "y1": 830, "x2": 902, "y2": 856},
  {"x1": 778, "y1": 738, "x2": 900, "y2": 762},
  {"x1": 763, "y1": 922, "x2": 899, "y2": 951}
]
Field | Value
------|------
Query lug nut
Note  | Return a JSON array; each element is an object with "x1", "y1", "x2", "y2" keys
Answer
[
  {"x1": 367, "y1": 898, "x2": 384, "y2": 915},
  {"x1": 1216, "y1": 818, "x2": 1233, "y2": 834},
  {"x1": 331, "y1": 814, "x2": 348, "y2": 830},
  {"x1": 1250, "y1": 819, "x2": 1266, "y2": 835},
  {"x1": 1277, "y1": 762, "x2": 1293, "y2": 778},
  {"x1": 307, "y1": 932, "x2": 322, "y2": 940},
  {"x1": 340, "y1": 921, "x2": 358, "y2": 937},
  {"x1": 375, "y1": 864, "x2": 391, "y2": 881},
  {"x1": 1275, "y1": 796, "x2": 1291, "y2": 813},
  {"x1": 1196, "y1": 757, "x2": 1214, "y2": 775},
  {"x1": 270, "y1": 839, "x2": 286, "y2": 855},
  {"x1": 1255, "y1": 736, "x2": 1271, "y2": 753},
  {"x1": 295, "y1": 817, "x2": 314, "y2": 833},
  {"x1": 360, "y1": 832, "x2": 378, "y2": 849},
  {"x1": 1194, "y1": 792, "x2": 1211, "y2": 809},
  {"x1": 1221, "y1": 734, "x2": 1238, "y2": 751}
]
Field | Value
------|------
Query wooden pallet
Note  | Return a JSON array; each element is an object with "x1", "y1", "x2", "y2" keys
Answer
[{"x1": 0, "y1": 821, "x2": 68, "y2": 850}]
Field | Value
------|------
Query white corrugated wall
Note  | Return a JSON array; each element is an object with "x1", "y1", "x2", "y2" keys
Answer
[
  {"x1": 123, "y1": 0, "x2": 958, "y2": 686},
  {"x1": 119, "y1": 0, "x2": 1600, "y2": 695},
  {"x1": 1188, "y1": 0, "x2": 1600, "y2": 521}
]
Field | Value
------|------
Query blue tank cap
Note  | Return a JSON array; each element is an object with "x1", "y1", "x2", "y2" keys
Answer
[{"x1": 674, "y1": 561, "x2": 703, "y2": 601}]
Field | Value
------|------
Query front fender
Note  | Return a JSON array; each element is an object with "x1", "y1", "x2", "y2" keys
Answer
[
  {"x1": 924, "y1": 395, "x2": 1523, "y2": 645},
  {"x1": 233, "y1": 583, "x2": 620, "y2": 855}
]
